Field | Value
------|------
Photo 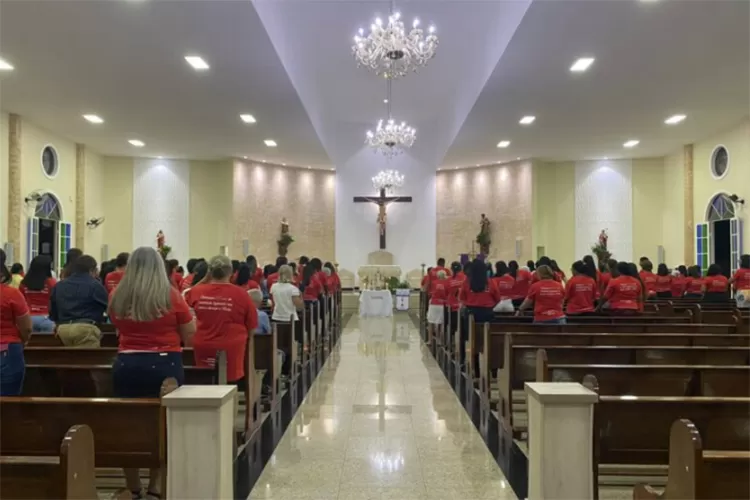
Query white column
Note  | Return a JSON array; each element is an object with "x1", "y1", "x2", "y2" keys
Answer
[
  {"x1": 162, "y1": 385, "x2": 238, "y2": 500},
  {"x1": 524, "y1": 382, "x2": 598, "y2": 500}
]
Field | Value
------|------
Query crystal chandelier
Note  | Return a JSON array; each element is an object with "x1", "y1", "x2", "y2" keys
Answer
[
  {"x1": 365, "y1": 80, "x2": 416, "y2": 158},
  {"x1": 372, "y1": 170, "x2": 404, "y2": 193},
  {"x1": 352, "y1": 10, "x2": 438, "y2": 80}
]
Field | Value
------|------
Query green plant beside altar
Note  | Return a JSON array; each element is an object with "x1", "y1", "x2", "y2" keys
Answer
[
  {"x1": 387, "y1": 277, "x2": 411, "y2": 292},
  {"x1": 158, "y1": 245, "x2": 172, "y2": 259}
]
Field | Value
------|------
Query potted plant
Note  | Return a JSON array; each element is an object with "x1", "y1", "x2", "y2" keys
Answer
[
  {"x1": 159, "y1": 245, "x2": 172, "y2": 259},
  {"x1": 590, "y1": 242, "x2": 611, "y2": 265}
]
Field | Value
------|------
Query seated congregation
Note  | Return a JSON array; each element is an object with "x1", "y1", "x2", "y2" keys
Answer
[
  {"x1": 419, "y1": 253, "x2": 749, "y2": 499},
  {"x1": 0, "y1": 247, "x2": 342, "y2": 500}
]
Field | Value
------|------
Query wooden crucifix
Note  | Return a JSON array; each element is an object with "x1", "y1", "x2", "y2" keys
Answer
[{"x1": 353, "y1": 188, "x2": 412, "y2": 249}]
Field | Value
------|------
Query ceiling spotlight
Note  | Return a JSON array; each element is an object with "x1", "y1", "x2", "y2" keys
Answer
[
  {"x1": 240, "y1": 114, "x2": 256, "y2": 124},
  {"x1": 184, "y1": 55, "x2": 210, "y2": 71},
  {"x1": 83, "y1": 114, "x2": 104, "y2": 124},
  {"x1": 282, "y1": 163, "x2": 287, "y2": 166},
  {"x1": 519, "y1": 116, "x2": 536, "y2": 125},
  {"x1": 0, "y1": 57, "x2": 14, "y2": 71},
  {"x1": 516, "y1": 157, "x2": 521, "y2": 160},
  {"x1": 264, "y1": 139, "x2": 277, "y2": 147},
  {"x1": 128, "y1": 139, "x2": 145, "y2": 147},
  {"x1": 570, "y1": 57, "x2": 595, "y2": 73},
  {"x1": 157, "y1": 156, "x2": 164, "y2": 159},
  {"x1": 497, "y1": 140, "x2": 510, "y2": 148},
  {"x1": 664, "y1": 114, "x2": 686, "y2": 125},
  {"x1": 383, "y1": 99, "x2": 389, "y2": 104},
  {"x1": 623, "y1": 139, "x2": 640, "y2": 148},
  {"x1": 454, "y1": 167, "x2": 458, "y2": 170},
  {"x1": 243, "y1": 156, "x2": 248, "y2": 159}
]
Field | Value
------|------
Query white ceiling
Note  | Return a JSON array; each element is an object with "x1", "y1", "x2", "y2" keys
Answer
[{"x1": 0, "y1": 0, "x2": 747, "y2": 169}]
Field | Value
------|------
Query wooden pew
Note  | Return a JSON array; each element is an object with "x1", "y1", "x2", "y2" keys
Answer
[
  {"x1": 633, "y1": 419, "x2": 750, "y2": 500},
  {"x1": 23, "y1": 347, "x2": 196, "y2": 366},
  {"x1": 28, "y1": 332, "x2": 119, "y2": 348},
  {"x1": 0, "y1": 424, "x2": 103, "y2": 500}
]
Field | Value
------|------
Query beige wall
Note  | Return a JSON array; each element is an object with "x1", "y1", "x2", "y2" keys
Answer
[
  {"x1": 232, "y1": 160, "x2": 335, "y2": 264},
  {"x1": 83, "y1": 148, "x2": 104, "y2": 258},
  {"x1": 189, "y1": 160, "x2": 233, "y2": 259},
  {"x1": 632, "y1": 158, "x2": 666, "y2": 262},
  {"x1": 661, "y1": 150, "x2": 686, "y2": 266},
  {"x1": 532, "y1": 160, "x2": 576, "y2": 267},
  {"x1": 101, "y1": 156, "x2": 134, "y2": 256},
  {"x1": 436, "y1": 160, "x2": 534, "y2": 263},
  {"x1": 0, "y1": 112, "x2": 8, "y2": 246}
]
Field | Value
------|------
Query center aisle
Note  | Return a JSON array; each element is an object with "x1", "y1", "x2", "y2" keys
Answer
[{"x1": 249, "y1": 313, "x2": 515, "y2": 500}]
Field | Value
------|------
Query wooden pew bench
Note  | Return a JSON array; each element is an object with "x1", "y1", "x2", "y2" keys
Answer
[{"x1": 634, "y1": 419, "x2": 750, "y2": 500}]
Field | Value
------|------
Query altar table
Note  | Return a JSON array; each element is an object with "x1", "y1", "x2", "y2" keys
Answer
[{"x1": 359, "y1": 290, "x2": 394, "y2": 318}]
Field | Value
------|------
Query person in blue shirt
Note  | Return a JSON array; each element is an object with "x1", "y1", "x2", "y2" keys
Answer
[{"x1": 249, "y1": 289, "x2": 271, "y2": 334}]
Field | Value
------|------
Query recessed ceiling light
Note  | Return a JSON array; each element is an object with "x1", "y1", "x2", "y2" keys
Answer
[
  {"x1": 184, "y1": 55, "x2": 209, "y2": 71},
  {"x1": 497, "y1": 140, "x2": 511, "y2": 148},
  {"x1": 264, "y1": 139, "x2": 277, "y2": 147},
  {"x1": 282, "y1": 163, "x2": 287, "y2": 166},
  {"x1": 454, "y1": 167, "x2": 458, "y2": 170},
  {"x1": 243, "y1": 156, "x2": 248, "y2": 159},
  {"x1": 519, "y1": 116, "x2": 536, "y2": 125},
  {"x1": 128, "y1": 139, "x2": 145, "y2": 147},
  {"x1": 307, "y1": 166, "x2": 311, "y2": 170},
  {"x1": 603, "y1": 156, "x2": 609, "y2": 160},
  {"x1": 570, "y1": 57, "x2": 595, "y2": 73},
  {"x1": 664, "y1": 114, "x2": 686, "y2": 125},
  {"x1": 82, "y1": 114, "x2": 104, "y2": 124},
  {"x1": 330, "y1": 168, "x2": 335, "y2": 171},
  {"x1": 0, "y1": 57, "x2": 14, "y2": 71},
  {"x1": 383, "y1": 99, "x2": 389, "y2": 103},
  {"x1": 240, "y1": 114, "x2": 256, "y2": 124},
  {"x1": 623, "y1": 139, "x2": 640, "y2": 148},
  {"x1": 157, "y1": 156, "x2": 163, "y2": 159},
  {"x1": 516, "y1": 157, "x2": 521, "y2": 160}
]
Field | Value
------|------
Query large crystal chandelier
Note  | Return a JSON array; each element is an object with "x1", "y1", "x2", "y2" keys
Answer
[
  {"x1": 365, "y1": 80, "x2": 416, "y2": 158},
  {"x1": 352, "y1": 10, "x2": 438, "y2": 79},
  {"x1": 372, "y1": 169, "x2": 404, "y2": 193}
]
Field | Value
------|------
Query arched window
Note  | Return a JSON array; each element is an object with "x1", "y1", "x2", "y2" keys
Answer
[
  {"x1": 706, "y1": 193, "x2": 735, "y2": 222},
  {"x1": 34, "y1": 192, "x2": 62, "y2": 220}
]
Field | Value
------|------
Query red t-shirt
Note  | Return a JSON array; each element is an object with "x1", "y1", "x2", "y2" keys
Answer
[
  {"x1": 180, "y1": 273, "x2": 195, "y2": 292},
  {"x1": 565, "y1": 275, "x2": 598, "y2": 314},
  {"x1": 430, "y1": 279, "x2": 449, "y2": 305},
  {"x1": 704, "y1": 275, "x2": 729, "y2": 293},
  {"x1": 732, "y1": 268, "x2": 750, "y2": 290},
  {"x1": 186, "y1": 283, "x2": 258, "y2": 381},
  {"x1": 19, "y1": 278, "x2": 57, "y2": 315},
  {"x1": 671, "y1": 275, "x2": 687, "y2": 297},
  {"x1": 653, "y1": 274, "x2": 672, "y2": 293},
  {"x1": 0, "y1": 284, "x2": 29, "y2": 344},
  {"x1": 492, "y1": 275, "x2": 515, "y2": 300},
  {"x1": 236, "y1": 280, "x2": 260, "y2": 291},
  {"x1": 446, "y1": 275, "x2": 465, "y2": 312},
  {"x1": 599, "y1": 272, "x2": 612, "y2": 292},
  {"x1": 105, "y1": 270, "x2": 125, "y2": 293},
  {"x1": 429, "y1": 266, "x2": 452, "y2": 280},
  {"x1": 315, "y1": 271, "x2": 329, "y2": 294},
  {"x1": 685, "y1": 277, "x2": 704, "y2": 295},
  {"x1": 170, "y1": 271, "x2": 182, "y2": 289},
  {"x1": 252, "y1": 268, "x2": 263, "y2": 284},
  {"x1": 527, "y1": 280, "x2": 565, "y2": 321},
  {"x1": 326, "y1": 273, "x2": 341, "y2": 293},
  {"x1": 510, "y1": 269, "x2": 532, "y2": 300},
  {"x1": 302, "y1": 275, "x2": 323, "y2": 301},
  {"x1": 460, "y1": 279, "x2": 500, "y2": 308},
  {"x1": 266, "y1": 272, "x2": 280, "y2": 290},
  {"x1": 639, "y1": 271, "x2": 657, "y2": 294},
  {"x1": 110, "y1": 288, "x2": 192, "y2": 352},
  {"x1": 604, "y1": 276, "x2": 642, "y2": 310}
]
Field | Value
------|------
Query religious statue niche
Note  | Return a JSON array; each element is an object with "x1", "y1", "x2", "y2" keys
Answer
[
  {"x1": 156, "y1": 230, "x2": 171, "y2": 259},
  {"x1": 476, "y1": 213, "x2": 491, "y2": 255},
  {"x1": 277, "y1": 217, "x2": 294, "y2": 256},
  {"x1": 591, "y1": 228, "x2": 611, "y2": 264}
]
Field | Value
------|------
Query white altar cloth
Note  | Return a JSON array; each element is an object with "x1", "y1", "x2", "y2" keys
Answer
[{"x1": 359, "y1": 290, "x2": 394, "y2": 318}]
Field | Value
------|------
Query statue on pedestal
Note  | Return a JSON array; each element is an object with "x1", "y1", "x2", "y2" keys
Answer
[{"x1": 476, "y1": 213, "x2": 491, "y2": 255}]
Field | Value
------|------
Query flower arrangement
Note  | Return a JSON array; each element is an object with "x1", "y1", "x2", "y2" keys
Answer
[
  {"x1": 387, "y1": 277, "x2": 412, "y2": 292},
  {"x1": 590, "y1": 242, "x2": 611, "y2": 264},
  {"x1": 159, "y1": 245, "x2": 172, "y2": 259},
  {"x1": 277, "y1": 233, "x2": 294, "y2": 256}
]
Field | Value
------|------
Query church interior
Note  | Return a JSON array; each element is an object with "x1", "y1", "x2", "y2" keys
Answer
[{"x1": 0, "y1": 1, "x2": 748, "y2": 499}]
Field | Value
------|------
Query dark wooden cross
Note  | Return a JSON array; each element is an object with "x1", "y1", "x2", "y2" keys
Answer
[{"x1": 353, "y1": 188, "x2": 412, "y2": 249}]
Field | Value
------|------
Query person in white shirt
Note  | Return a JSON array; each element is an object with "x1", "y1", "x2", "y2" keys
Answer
[{"x1": 270, "y1": 264, "x2": 303, "y2": 322}]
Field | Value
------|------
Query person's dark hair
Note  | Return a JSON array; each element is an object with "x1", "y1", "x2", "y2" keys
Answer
[
  {"x1": 165, "y1": 259, "x2": 178, "y2": 279},
  {"x1": 688, "y1": 265, "x2": 702, "y2": 279},
  {"x1": 574, "y1": 260, "x2": 597, "y2": 280},
  {"x1": 168, "y1": 258, "x2": 178, "y2": 267},
  {"x1": 616, "y1": 261, "x2": 631, "y2": 277},
  {"x1": 99, "y1": 260, "x2": 116, "y2": 286},
  {"x1": 494, "y1": 261, "x2": 509, "y2": 277},
  {"x1": 572, "y1": 260, "x2": 586, "y2": 276},
  {"x1": 275, "y1": 256, "x2": 288, "y2": 268},
  {"x1": 450, "y1": 261, "x2": 461, "y2": 275},
  {"x1": 324, "y1": 261, "x2": 336, "y2": 274},
  {"x1": 301, "y1": 260, "x2": 317, "y2": 288},
  {"x1": 289, "y1": 262, "x2": 297, "y2": 274},
  {"x1": 236, "y1": 263, "x2": 252, "y2": 286},
  {"x1": 627, "y1": 262, "x2": 638, "y2": 276},
  {"x1": 677, "y1": 265, "x2": 687, "y2": 277},
  {"x1": 462, "y1": 261, "x2": 472, "y2": 274},
  {"x1": 73, "y1": 255, "x2": 98, "y2": 275},
  {"x1": 231, "y1": 260, "x2": 240, "y2": 273},
  {"x1": 740, "y1": 254, "x2": 750, "y2": 269},
  {"x1": 299, "y1": 256, "x2": 309, "y2": 266},
  {"x1": 245, "y1": 255, "x2": 258, "y2": 276},
  {"x1": 657, "y1": 263, "x2": 669, "y2": 276},
  {"x1": 549, "y1": 259, "x2": 562, "y2": 274},
  {"x1": 10, "y1": 263, "x2": 23, "y2": 275},
  {"x1": 608, "y1": 259, "x2": 620, "y2": 277},
  {"x1": 21, "y1": 255, "x2": 53, "y2": 290},
  {"x1": 192, "y1": 261, "x2": 208, "y2": 286},
  {"x1": 437, "y1": 257, "x2": 446, "y2": 267},
  {"x1": 426, "y1": 267, "x2": 433, "y2": 276},
  {"x1": 469, "y1": 258, "x2": 488, "y2": 293},
  {"x1": 582, "y1": 255, "x2": 596, "y2": 270},
  {"x1": 115, "y1": 252, "x2": 129, "y2": 268},
  {"x1": 706, "y1": 263, "x2": 722, "y2": 277},
  {"x1": 632, "y1": 263, "x2": 648, "y2": 301},
  {"x1": 0, "y1": 249, "x2": 9, "y2": 284},
  {"x1": 508, "y1": 260, "x2": 519, "y2": 279},
  {"x1": 186, "y1": 258, "x2": 198, "y2": 274},
  {"x1": 536, "y1": 265, "x2": 554, "y2": 280},
  {"x1": 176, "y1": 266, "x2": 184, "y2": 274},
  {"x1": 640, "y1": 260, "x2": 653, "y2": 272},
  {"x1": 62, "y1": 248, "x2": 83, "y2": 278},
  {"x1": 537, "y1": 256, "x2": 552, "y2": 269},
  {"x1": 309, "y1": 258, "x2": 323, "y2": 271},
  {"x1": 526, "y1": 260, "x2": 536, "y2": 272}
]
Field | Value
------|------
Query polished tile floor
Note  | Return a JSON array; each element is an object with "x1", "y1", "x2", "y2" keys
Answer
[{"x1": 249, "y1": 313, "x2": 515, "y2": 500}]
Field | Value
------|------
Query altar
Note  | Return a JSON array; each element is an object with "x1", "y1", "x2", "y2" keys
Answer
[
  {"x1": 356, "y1": 250, "x2": 402, "y2": 289},
  {"x1": 359, "y1": 290, "x2": 394, "y2": 318}
]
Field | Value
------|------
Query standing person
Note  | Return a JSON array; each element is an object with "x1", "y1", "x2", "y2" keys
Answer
[
  {"x1": 684, "y1": 266, "x2": 704, "y2": 299},
  {"x1": 598, "y1": 262, "x2": 643, "y2": 314},
  {"x1": 0, "y1": 249, "x2": 32, "y2": 396},
  {"x1": 565, "y1": 261, "x2": 598, "y2": 316},
  {"x1": 703, "y1": 264, "x2": 729, "y2": 302},
  {"x1": 246, "y1": 255, "x2": 263, "y2": 284},
  {"x1": 517, "y1": 265, "x2": 566, "y2": 324},
  {"x1": 235, "y1": 263, "x2": 260, "y2": 291},
  {"x1": 266, "y1": 257, "x2": 288, "y2": 290},
  {"x1": 729, "y1": 254, "x2": 750, "y2": 294},
  {"x1": 49, "y1": 255, "x2": 108, "y2": 347},
  {"x1": 526, "y1": 260, "x2": 536, "y2": 272},
  {"x1": 182, "y1": 261, "x2": 208, "y2": 296},
  {"x1": 430, "y1": 258, "x2": 452, "y2": 279},
  {"x1": 19, "y1": 255, "x2": 57, "y2": 332},
  {"x1": 324, "y1": 262, "x2": 340, "y2": 293},
  {"x1": 421, "y1": 267, "x2": 433, "y2": 291},
  {"x1": 270, "y1": 265, "x2": 304, "y2": 322},
  {"x1": 426, "y1": 270, "x2": 449, "y2": 342},
  {"x1": 639, "y1": 260, "x2": 657, "y2": 297},
  {"x1": 653, "y1": 264, "x2": 673, "y2": 299},
  {"x1": 185, "y1": 255, "x2": 258, "y2": 384},
  {"x1": 550, "y1": 260, "x2": 566, "y2": 284},
  {"x1": 60, "y1": 248, "x2": 83, "y2": 279},
  {"x1": 105, "y1": 252, "x2": 129, "y2": 293},
  {"x1": 509, "y1": 260, "x2": 532, "y2": 309},
  {"x1": 166, "y1": 259, "x2": 181, "y2": 288},
  {"x1": 671, "y1": 266, "x2": 688, "y2": 298},
  {"x1": 582, "y1": 255, "x2": 600, "y2": 282},
  {"x1": 492, "y1": 261, "x2": 515, "y2": 312},
  {"x1": 9, "y1": 263, "x2": 24, "y2": 288},
  {"x1": 600, "y1": 259, "x2": 617, "y2": 294},
  {"x1": 459, "y1": 258, "x2": 500, "y2": 323},
  {"x1": 180, "y1": 258, "x2": 201, "y2": 292},
  {"x1": 445, "y1": 262, "x2": 464, "y2": 334},
  {"x1": 109, "y1": 247, "x2": 195, "y2": 500}
]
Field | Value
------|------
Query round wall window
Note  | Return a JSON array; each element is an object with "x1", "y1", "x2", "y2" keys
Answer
[
  {"x1": 41, "y1": 145, "x2": 59, "y2": 179},
  {"x1": 710, "y1": 145, "x2": 729, "y2": 179}
]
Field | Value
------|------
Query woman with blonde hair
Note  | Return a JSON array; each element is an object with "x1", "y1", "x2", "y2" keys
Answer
[
  {"x1": 109, "y1": 247, "x2": 195, "y2": 500},
  {"x1": 270, "y1": 264, "x2": 304, "y2": 322}
]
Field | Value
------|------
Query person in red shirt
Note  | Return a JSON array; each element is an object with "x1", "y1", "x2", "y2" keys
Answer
[
  {"x1": 638, "y1": 260, "x2": 657, "y2": 297},
  {"x1": 234, "y1": 263, "x2": 260, "y2": 291},
  {"x1": 531, "y1": 257, "x2": 563, "y2": 284},
  {"x1": 108, "y1": 246, "x2": 195, "y2": 499},
  {"x1": 508, "y1": 260, "x2": 531, "y2": 308},
  {"x1": 459, "y1": 259, "x2": 501, "y2": 323},
  {"x1": 165, "y1": 259, "x2": 182, "y2": 289},
  {"x1": 180, "y1": 258, "x2": 201, "y2": 292},
  {"x1": 426, "y1": 270, "x2": 449, "y2": 342},
  {"x1": 598, "y1": 262, "x2": 644, "y2": 314},
  {"x1": 445, "y1": 262, "x2": 464, "y2": 333},
  {"x1": 671, "y1": 266, "x2": 688, "y2": 298},
  {"x1": 684, "y1": 265, "x2": 704, "y2": 298},
  {"x1": 729, "y1": 254, "x2": 750, "y2": 294},
  {"x1": 18, "y1": 255, "x2": 57, "y2": 332},
  {"x1": 491, "y1": 261, "x2": 515, "y2": 312},
  {"x1": 105, "y1": 252, "x2": 129, "y2": 293},
  {"x1": 246, "y1": 255, "x2": 264, "y2": 284},
  {"x1": 300, "y1": 262, "x2": 324, "y2": 302},
  {"x1": 0, "y1": 249, "x2": 32, "y2": 396},
  {"x1": 702, "y1": 264, "x2": 729, "y2": 301},
  {"x1": 517, "y1": 265, "x2": 566, "y2": 323},
  {"x1": 599, "y1": 259, "x2": 617, "y2": 294},
  {"x1": 324, "y1": 262, "x2": 341, "y2": 293},
  {"x1": 429, "y1": 258, "x2": 452, "y2": 280},
  {"x1": 565, "y1": 261, "x2": 598, "y2": 315},
  {"x1": 421, "y1": 267, "x2": 433, "y2": 291},
  {"x1": 185, "y1": 255, "x2": 258, "y2": 383},
  {"x1": 652, "y1": 263, "x2": 673, "y2": 299},
  {"x1": 266, "y1": 256, "x2": 288, "y2": 291},
  {"x1": 550, "y1": 260, "x2": 567, "y2": 285}
]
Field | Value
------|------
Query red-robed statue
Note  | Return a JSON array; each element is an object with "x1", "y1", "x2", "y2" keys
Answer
[{"x1": 156, "y1": 230, "x2": 165, "y2": 250}]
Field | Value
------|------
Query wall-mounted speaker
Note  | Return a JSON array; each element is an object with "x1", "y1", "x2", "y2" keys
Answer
[
  {"x1": 101, "y1": 244, "x2": 109, "y2": 263},
  {"x1": 657, "y1": 245, "x2": 665, "y2": 265},
  {"x1": 515, "y1": 238, "x2": 522, "y2": 259}
]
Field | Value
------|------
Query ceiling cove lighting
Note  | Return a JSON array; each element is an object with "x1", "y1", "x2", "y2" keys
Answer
[
  {"x1": 664, "y1": 114, "x2": 686, "y2": 125},
  {"x1": 570, "y1": 57, "x2": 595, "y2": 73},
  {"x1": 623, "y1": 139, "x2": 640, "y2": 148},
  {"x1": 264, "y1": 139, "x2": 277, "y2": 147},
  {"x1": 128, "y1": 139, "x2": 145, "y2": 147},
  {"x1": 0, "y1": 57, "x2": 14, "y2": 71},
  {"x1": 497, "y1": 140, "x2": 510, "y2": 148},
  {"x1": 240, "y1": 114, "x2": 256, "y2": 124},
  {"x1": 184, "y1": 55, "x2": 210, "y2": 71},
  {"x1": 519, "y1": 116, "x2": 536, "y2": 125},
  {"x1": 82, "y1": 114, "x2": 104, "y2": 124}
]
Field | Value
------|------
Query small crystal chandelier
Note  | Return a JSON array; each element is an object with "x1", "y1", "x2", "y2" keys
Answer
[
  {"x1": 372, "y1": 169, "x2": 405, "y2": 193},
  {"x1": 365, "y1": 80, "x2": 416, "y2": 158},
  {"x1": 352, "y1": 9, "x2": 438, "y2": 80}
]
